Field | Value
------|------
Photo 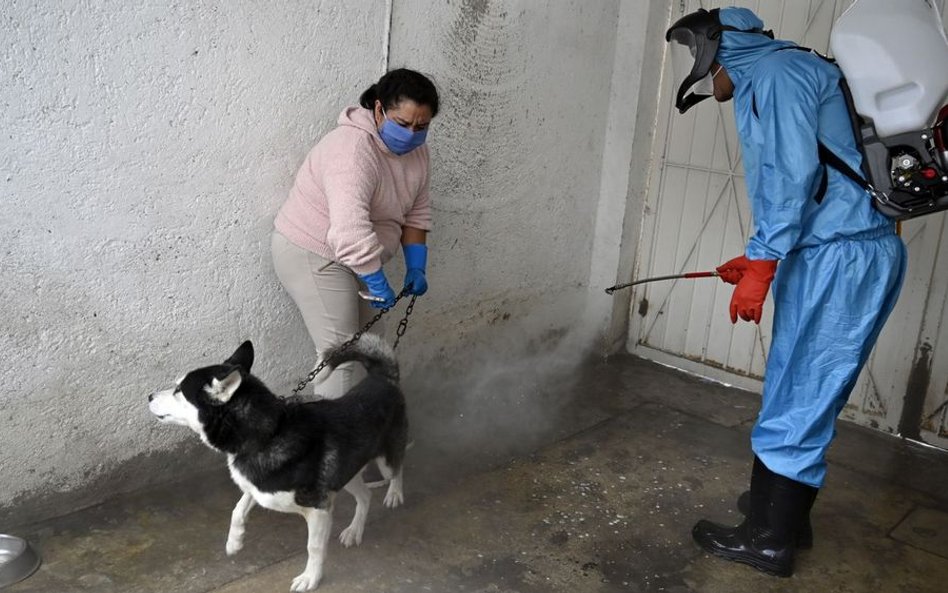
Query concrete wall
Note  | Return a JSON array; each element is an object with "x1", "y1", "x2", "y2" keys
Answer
[
  {"x1": 388, "y1": 0, "x2": 618, "y2": 360},
  {"x1": 588, "y1": 0, "x2": 674, "y2": 353},
  {"x1": 0, "y1": 0, "x2": 657, "y2": 524}
]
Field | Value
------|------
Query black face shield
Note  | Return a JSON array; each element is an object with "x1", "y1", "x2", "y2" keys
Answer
[{"x1": 665, "y1": 8, "x2": 773, "y2": 114}]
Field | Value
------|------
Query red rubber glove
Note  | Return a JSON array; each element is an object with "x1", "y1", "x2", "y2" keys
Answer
[
  {"x1": 716, "y1": 255, "x2": 749, "y2": 285},
  {"x1": 729, "y1": 259, "x2": 778, "y2": 324}
]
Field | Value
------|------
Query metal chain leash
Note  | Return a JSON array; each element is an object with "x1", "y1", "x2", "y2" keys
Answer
[
  {"x1": 392, "y1": 294, "x2": 417, "y2": 350},
  {"x1": 291, "y1": 289, "x2": 417, "y2": 395}
]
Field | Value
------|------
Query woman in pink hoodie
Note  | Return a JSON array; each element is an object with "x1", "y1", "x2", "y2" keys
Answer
[{"x1": 271, "y1": 69, "x2": 438, "y2": 399}]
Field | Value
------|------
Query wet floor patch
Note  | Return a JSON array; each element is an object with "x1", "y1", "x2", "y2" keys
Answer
[
  {"x1": 6, "y1": 356, "x2": 948, "y2": 593},
  {"x1": 890, "y1": 506, "x2": 948, "y2": 559}
]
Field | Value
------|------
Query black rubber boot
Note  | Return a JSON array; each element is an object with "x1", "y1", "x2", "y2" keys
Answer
[
  {"x1": 737, "y1": 486, "x2": 815, "y2": 549},
  {"x1": 692, "y1": 457, "x2": 818, "y2": 577}
]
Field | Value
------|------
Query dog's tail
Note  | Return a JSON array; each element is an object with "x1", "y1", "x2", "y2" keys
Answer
[{"x1": 312, "y1": 333, "x2": 399, "y2": 385}]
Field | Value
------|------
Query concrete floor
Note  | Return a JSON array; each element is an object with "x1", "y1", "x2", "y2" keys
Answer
[{"x1": 5, "y1": 354, "x2": 948, "y2": 593}]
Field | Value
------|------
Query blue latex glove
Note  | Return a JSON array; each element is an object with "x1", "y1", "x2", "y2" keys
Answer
[
  {"x1": 358, "y1": 269, "x2": 397, "y2": 309},
  {"x1": 402, "y1": 243, "x2": 428, "y2": 296}
]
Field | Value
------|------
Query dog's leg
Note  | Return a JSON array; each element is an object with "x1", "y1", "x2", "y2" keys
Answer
[
  {"x1": 339, "y1": 471, "x2": 370, "y2": 547},
  {"x1": 377, "y1": 458, "x2": 404, "y2": 509},
  {"x1": 375, "y1": 456, "x2": 393, "y2": 480},
  {"x1": 363, "y1": 460, "x2": 389, "y2": 489},
  {"x1": 291, "y1": 506, "x2": 333, "y2": 592},
  {"x1": 226, "y1": 492, "x2": 256, "y2": 556}
]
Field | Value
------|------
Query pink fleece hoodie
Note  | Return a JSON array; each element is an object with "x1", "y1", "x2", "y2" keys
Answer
[{"x1": 274, "y1": 107, "x2": 432, "y2": 275}]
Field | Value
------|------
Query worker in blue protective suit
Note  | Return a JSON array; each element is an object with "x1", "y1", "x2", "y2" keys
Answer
[{"x1": 665, "y1": 7, "x2": 906, "y2": 577}]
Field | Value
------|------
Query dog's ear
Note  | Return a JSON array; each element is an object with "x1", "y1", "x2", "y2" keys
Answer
[
  {"x1": 205, "y1": 369, "x2": 242, "y2": 404},
  {"x1": 225, "y1": 341, "x2": 254, "y2": 371}
]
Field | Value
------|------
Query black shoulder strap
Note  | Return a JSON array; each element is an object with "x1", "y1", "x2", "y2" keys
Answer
[{"x1": 817, "y1": 141, "x2": 871, "y2": 191}]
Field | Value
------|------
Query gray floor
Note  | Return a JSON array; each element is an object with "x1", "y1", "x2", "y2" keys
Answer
[{"x1": 6, "y1": 354, "x2": 948, "y2": 592}]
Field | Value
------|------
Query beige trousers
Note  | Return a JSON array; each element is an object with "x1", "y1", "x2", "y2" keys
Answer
[{"x1": 270, "y1": 231, "x2": 383, "y2": 399}]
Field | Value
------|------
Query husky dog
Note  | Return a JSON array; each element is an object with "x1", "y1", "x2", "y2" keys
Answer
[{"x1": 147, "y1": 334, "x2": 408, "y2": 591}]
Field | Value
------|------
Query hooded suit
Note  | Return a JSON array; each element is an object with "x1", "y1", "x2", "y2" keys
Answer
[{"x1": 716, "y1": 7, "x2": 906, "y2": 488}]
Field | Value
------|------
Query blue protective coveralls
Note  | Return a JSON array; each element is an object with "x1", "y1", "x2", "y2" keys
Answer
[{"x1": 716, "y1": 8, "x2": 907, "y2": 488}]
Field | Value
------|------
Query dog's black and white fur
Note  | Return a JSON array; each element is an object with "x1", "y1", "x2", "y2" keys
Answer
[{"x1": 147, "y1": 334, "x2": 408, "y2": 591}]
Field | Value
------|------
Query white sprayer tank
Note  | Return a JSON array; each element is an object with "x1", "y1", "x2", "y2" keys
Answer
[{"x1": 830, "y1": 0, "x2": 948, "y2": 138}]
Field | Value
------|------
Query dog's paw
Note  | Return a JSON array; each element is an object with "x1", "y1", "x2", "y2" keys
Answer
[
  {"x1": 339, "y1": 525, "x2": 363, "y2": 548},
  {"x1": 225, "y1": 535, "x2": 243, "y2": 556},
  {"x1": 290, "y1": 571, "x2": 321, "y2": 592},
  {"x1": 383, "y1": 487, "x2": 403, "y2": 508}
]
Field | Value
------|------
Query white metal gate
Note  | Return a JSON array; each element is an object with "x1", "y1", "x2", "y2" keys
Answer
[{"x1": 629, "y1": 0, "x2": 948, "y2": 449}]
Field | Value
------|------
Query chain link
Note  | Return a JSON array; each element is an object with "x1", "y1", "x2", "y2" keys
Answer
[
  {"x1": 291, "y1": 289, "x2": 417, "y2": 395},
  {"x1": 392, "y1": 294, "x2": 416, "y2": 350}
]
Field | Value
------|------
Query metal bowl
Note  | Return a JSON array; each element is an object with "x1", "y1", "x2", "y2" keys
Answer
[{"x1": 0, "y1": 534, "x2": 41, "y2": 588}]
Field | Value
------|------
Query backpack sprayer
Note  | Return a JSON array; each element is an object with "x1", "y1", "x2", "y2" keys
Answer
[{"x1": 830, "y1": 0, "x2": 948, "y2": 220}]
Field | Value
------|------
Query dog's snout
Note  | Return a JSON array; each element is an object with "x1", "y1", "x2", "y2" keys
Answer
[{"x1": 148, "y1": 393, "x2": 155, "y2": 402}]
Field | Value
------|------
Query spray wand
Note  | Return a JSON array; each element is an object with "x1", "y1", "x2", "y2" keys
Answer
[{"x1": 604, "y1": 271, "x2": 719, "y2": 295}]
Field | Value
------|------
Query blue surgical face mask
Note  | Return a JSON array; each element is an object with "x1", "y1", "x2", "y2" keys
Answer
[{"x1": 379, "y1": 110, "x2": 428, "y2": 155}]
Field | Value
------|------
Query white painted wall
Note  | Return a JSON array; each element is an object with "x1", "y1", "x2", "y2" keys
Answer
[
  {"x1": 385, "y1": 0, "x2": 627, "y2": 365},
  {"x1": 0, "y1": 0, "x2": 655, "y2": 523},
  {"x1": 0, "y1": 0, "x2": 385, "y2": 522}
]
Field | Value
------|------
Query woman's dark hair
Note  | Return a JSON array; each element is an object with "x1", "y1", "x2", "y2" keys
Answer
[{"x1": 359, "y1": 68, "x2": 440, "y2": 117}]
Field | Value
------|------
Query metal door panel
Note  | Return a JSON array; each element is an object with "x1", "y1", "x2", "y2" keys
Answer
[{"x1": 629, "y1": 0, "x2": 948, "y2": 447}]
